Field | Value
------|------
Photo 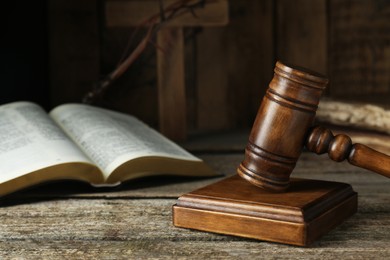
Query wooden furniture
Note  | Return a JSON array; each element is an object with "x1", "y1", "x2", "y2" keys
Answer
[
  {"x1": 46, "y1": 1, "x2": 390, "y2": 137},
  {"x1": 106, "y1": 0, "x2": 228, "y2": 140},
  {"x1": 1, "y1": 148, "x2": 389, "y2": 257}
]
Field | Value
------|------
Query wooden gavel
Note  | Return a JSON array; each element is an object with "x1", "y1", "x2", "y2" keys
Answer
[{"x1": 238, "y1": 61, "x2": 390, "y2": 192}]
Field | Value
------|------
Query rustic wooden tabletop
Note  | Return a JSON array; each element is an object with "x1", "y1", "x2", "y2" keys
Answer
[{"x1": 1, "y1": 133, "x2": 389, "y2": 259}]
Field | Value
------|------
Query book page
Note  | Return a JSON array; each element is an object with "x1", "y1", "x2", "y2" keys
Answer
[
  {"x1": 50, "y1": 104, "x2": 201, "y2": 179},
  {"x1": 0, "y1": 102, "x2": 95, "y2": 184}
]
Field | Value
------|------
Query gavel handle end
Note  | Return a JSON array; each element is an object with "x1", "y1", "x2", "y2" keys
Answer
[
  {"x1": 306, "y1": 126, "x2": 390, "y2": 178},
  {"x1": 348, "y1": 143, "x2": 390, "y2": 178}
]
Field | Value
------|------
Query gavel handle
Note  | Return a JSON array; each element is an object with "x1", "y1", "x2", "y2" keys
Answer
[{"x1": 306, "y1": 126, "x2": 390, "y2": 178}]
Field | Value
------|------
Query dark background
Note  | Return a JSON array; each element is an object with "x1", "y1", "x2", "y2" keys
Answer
[
  {"x1": 1, "y1": 1, "x2": 49, "y2": 108},
  {"x1": 1, "y1": 0, "x2": 389, "y2": 134}
]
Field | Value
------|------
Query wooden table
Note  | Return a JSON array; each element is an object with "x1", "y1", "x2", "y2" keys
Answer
[{"x1": 1, "y1": 133, "x2": 389, "y2": 259}]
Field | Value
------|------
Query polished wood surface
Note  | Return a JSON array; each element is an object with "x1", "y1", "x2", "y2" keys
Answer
[
  {"x1": 307, "y1": 126, "x2": 390, "y2": 178},
  {"x1": 173, "y1": 175, "x2": 357, "y2": 246},
  {"x1": 238, "y1": 61, "x2": 390, "y2": 192},
  {"x1": 238, "y1": 61, "x2": 328, "y2": 192}
]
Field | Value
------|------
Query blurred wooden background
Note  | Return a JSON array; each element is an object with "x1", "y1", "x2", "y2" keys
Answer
[{"x1": 2, "y1": 0, "x2": 390, "y2": 136}]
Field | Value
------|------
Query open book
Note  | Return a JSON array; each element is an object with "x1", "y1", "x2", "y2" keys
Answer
[{"x1": 0, "y1": 102, "x2": 216, "y2": 197}]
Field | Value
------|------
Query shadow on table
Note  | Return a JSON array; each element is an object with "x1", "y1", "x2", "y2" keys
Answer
[{"x1": 0, "y1": 174, "x2": 224, "y2": 207}]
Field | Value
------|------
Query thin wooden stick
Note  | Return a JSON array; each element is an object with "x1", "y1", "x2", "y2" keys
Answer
[{"x1": 83, "y1": 0, "x2": 215, "y2": 104}]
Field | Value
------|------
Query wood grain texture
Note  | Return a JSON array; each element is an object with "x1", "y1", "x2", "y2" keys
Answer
[
  {"x1": 329, "y1": 0, "x2": 390, "y2": 98},
  {"x1": 238, "y1": 61, "x2": 328, "y2": 191},
  {"x1": 226, "y1": 0, "x2": 275, "y2": 127},
  {"x1": 0, "y1": 197, "x2": 389, "y2": 258},
  {"x1": 307, "y1": 126, "x2": 390, "y2": 179},
  {"x1": 105, "y1": 0, "x2": 228, "y2": 27},
  {"x1": 174, "y1": 175, "x2": 357, "y2": 246},
  {"x1": 0, "y1": 151, "x2": 389, "y2": 258},
  {"x1": 196, "y1": 0, "x2": 275, "y2": 131},
  {"x1": 276, "y1": 0, "x2": 328, "y2": 74},
  {"x1": 47, "y1": 0, "x2": 390, "y2": 135},
  {"x1": 196, "y1": 27, "x2": 231, "y2": 131},
  {"x1": 157, "y1": 27, "x2": 187, "y2": 140},
  {"x1": 330, "y1": 127, "x2": 390, "y2": 154}
]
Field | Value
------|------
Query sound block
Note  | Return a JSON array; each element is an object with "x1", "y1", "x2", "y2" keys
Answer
[{"x1": 173, "y1": 175, "x2": 357, "y2": 246}]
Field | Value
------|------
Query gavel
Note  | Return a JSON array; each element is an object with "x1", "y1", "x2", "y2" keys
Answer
[{"x1": 238, "y1": 61, "x2": 390, "y2": 192}]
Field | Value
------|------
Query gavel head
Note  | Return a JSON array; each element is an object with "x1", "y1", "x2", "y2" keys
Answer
[{"x1": 237, "y1": 61, "x2": 328, "y2": 192}]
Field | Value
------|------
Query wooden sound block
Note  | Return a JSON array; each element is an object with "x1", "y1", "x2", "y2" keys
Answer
[{"x1": 173, "y1": 175, "x2": 357, "y2": 246}]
